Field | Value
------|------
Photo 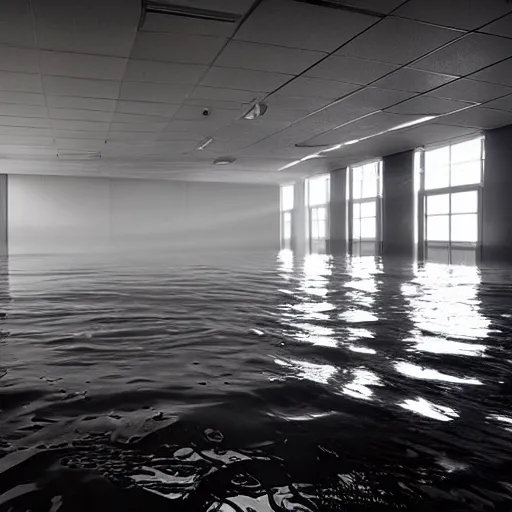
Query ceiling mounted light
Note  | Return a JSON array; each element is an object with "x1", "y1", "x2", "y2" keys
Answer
[
  {"x1": 196, "y1": 137, "x2": 213, "y2": 150},
  {"x1": 241, "y1": 101, "x2": 268, "y2": 120},
  {"x1": 214, "y1": 156, "x2": 236, "y2": 165}
]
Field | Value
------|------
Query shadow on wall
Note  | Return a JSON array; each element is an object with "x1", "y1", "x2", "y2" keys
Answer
[{"x1": 8, "y1": 176, "x2": 280, "y2": 256}]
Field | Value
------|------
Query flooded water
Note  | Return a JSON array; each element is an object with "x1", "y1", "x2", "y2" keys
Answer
[{"x1": 1, "y1": 250, "x2": 512, "y2": 511}]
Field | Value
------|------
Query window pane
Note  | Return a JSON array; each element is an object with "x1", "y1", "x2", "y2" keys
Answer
[
  {"x1": 308, "y1": 175, "x2": 329, "y2": 206},
  {"x1": 427, "y1": 194, "x2": 449, "y2": 215},
  {"x1": 362, "y1": 178, "x2": 378, "y2": 198},
  {"x1": 352, "y1": 166, "x2": 363, "y2": 182},
  {"x1": 425, "y1": 166, "x2": 449, "y2": 190},
  {"x1": 311, "y1": 222, "x2": 318, "y2": 239},
  {"x1": 353, "y1": 218, "x2": 361, "y2": 240},
  {"x1": 360, "y1": 201, "x2": 376, "y2": 218},
  {"x1": 353, "y1": 203, "x2": 361, "y2": 220},
  {"x1": 425, "y1": 147, "x2": 449, "y2": 169},
  {"x1": 450, "y1": 161, "x2": 481, "y2": 186},
  {"x1": 363, "y1": 163, "x2": 378, "y2": 180},
  {"x1": 451, "y1": 138, "x2": 481, "y2": 164},
  {"x1": 451, "y1": 191, "x2": 478, "y2": 214},
  {"x1": 317, "y1": 207, "x2": 326, "y2": 220},
  {"x1": 318, "y1": 222, "x2": 326, "y2": 239},
  {"x1": 361, "y1": 218, "x2": 376, "y2": 239},
  {"x1": 311, "y1": 208, "x2": 318, "y2": 221},
  {"x1": 281, "y1": 185, "x2": 294, "y2": 211},
  {"x1": 427, "y1": 215, "x2": 449, "y2": 241},
  {"x1": 451, "y1": 214, "x2": 478, "y2": 242}
]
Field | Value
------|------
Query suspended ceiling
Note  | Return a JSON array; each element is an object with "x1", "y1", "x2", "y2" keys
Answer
[{"x1": 1, "y1": 0, "x2": 512, "y2": 183}]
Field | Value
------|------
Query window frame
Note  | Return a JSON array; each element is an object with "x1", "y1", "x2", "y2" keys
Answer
[
  {"x1": 280, "y1": 184, "x2": 294, "y2": 249},
  {"x1": 417, "y1": 136, "x2": 484, "y2": 265},
  {"x1": 305, "y1": 174, "x2": 330, "y2": 253}
]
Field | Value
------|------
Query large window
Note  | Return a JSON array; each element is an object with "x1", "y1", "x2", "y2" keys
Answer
[
  {"x1": 349, "y1": 161, "x2": 382, "y2": 257},
  {"x1": 419, "y1": 137, "x2": 484, "y2": 265},
  {"x1": 306, "y1": 174, "x2": 330, "y2": 253},
  {"x1": 280, "y1": 184, "x2": 294, "y2": 249}
]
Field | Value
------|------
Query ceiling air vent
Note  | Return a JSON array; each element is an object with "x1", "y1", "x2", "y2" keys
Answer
[
  {"x1": 143, "y1": 1, "x2": 242, "y2": 23},
  {"x1": 57, "y1": 150, "x2": 102, "y2": 161}
]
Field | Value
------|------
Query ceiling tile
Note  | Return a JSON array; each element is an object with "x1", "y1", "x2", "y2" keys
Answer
[
  {"x1": 55, "y1": 138, "x2": 106, "y2": 151},
  {"x1": 184, "y1": 97, "x2": 243, "y2": 111},
  {"x1": 480, "y1": 13, "x2": 512, "y2": 38},
  {"x1": 0, "y1": 0, "x2": 35, "y2": 47},
  {"x1": 234, "y1": 0, "x2": 377, "y2": 52},
  {"x1": 0, "y1": 91, "x2": 46, "y2": 106},
  {"x1": 0, "y1": 116, "x2": 50, "y2": 128},
  {"x1": 50, "y1": 119, "x2": 111, "y2": 131},
  {"x1": 32, "y1": 0, "x2": 139, "y2": 57},
  {"x1": 266, "y1": 94, "x2": 332, "y2": 112},
  {"x1": 131, "y1": 32, "x2": 226, "y2": 65},
  {"x1": 0, "y1": 104, "x2": 48, "y2": 118},
  {"x1": 394, "y1": 0, "x2": 512, "y2": 30},
  {"x1": 385, "y1": 96, "x2": 474, "y2": 115},
  {"x1": 115, "y1": 101, "x2": 181, "y2": 117},
  {"x1": 188, "y1": 86, "x2": 258, "y2": 103},
  {"x1": 44, "y1": 76, "x2": 121, "y2": 99},
  {"x1": 411, "y1": 33, "x2": 512, "y2": 76},
  {"x1": 160, "y1": 0, "x2": 255, "y2": 15},
  {"x1": 334, "y1": 86, "x2": 414, "y2": 112},
  {"x1": 440, "y1": 106, "x2": 512, "y2": 129},
  {"x1": 0, "y1": 46, "x2": 39, "y2": 73},
  {"x1": 200, "y1": 67, "x2": 291, "y2": 92},
  {"x1": 157, "y1": 131, "x2": 204, "y2": 142},
  {"x1": 427, "y1": 78, "x2": 512, "y2": 103},
  {"x1": 163, "y1": 120, "x2": 222, "y2": 136},
  {"x1": 374, "y1": 68, "x2": 457, "y2": 93},
  {"x1": 469, "y1": 58, "x2": 512, "y2": 86},
  {"x1": 306, "y1": 55, "x2": 399, "y2": 85},
  {"x1": 119, "y1": 82, "x2": 193, "y2": 103},
  {"x1": 338, "y1": 18, "x2": 461, "y2": 65},
  {"x1": 39, "y1": 51, "x2": 128, "y2": 81},
  {"x1": 51, "y1": 130, "x2": 108, "y2": 140},
  {"x1": 276, "y1": 77, "x2": 361, "y2": 100},
  {"x1": 107, "y1": 131, "x2": 161, "y2": 141},
  {"x1": 48, "y1": 107, "x2": 114, "y2": 122},
  {"x1": 0, "y1": 126, "x2": 51, "y2": 137},
  {"x1": 0, "y1": 72, "x2": 43, "y2": 93},
  {"x1": 215, "y1": 41, "x2": 325, "y2": 75},
  {"x1": 109, "y1": 122, "x2": 168, "y2": 132},
  {"x1": 46, "y1": 96, "x2": 117, "y2": 111},
  {"x1": 123, "y1": 60, "x2": 207, "y2": 85},
  {"x1": 0, "y1": 136, "x2": 53, "y2": 146},
  {"x1": 174, "y1": 105, "x2": 237, "y2": 124},
  {"x1": 334, "y1": 0, "x2": 406, "y2": 13},
  {"x1": 483, "y1": 94, "x2": 512, "y2": 111},
  {"x1": 111, "y1": 112, "x2": 171, "y2": 123},
  {"x1": 141, "y1": 12, "x2": 236, "y2": 38}
]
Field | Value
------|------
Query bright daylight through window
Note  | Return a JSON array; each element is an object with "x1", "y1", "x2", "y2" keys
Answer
[
  {"x1": 350, "y1": 161, "x2": 382, "y2": 257},
  {"x1": 420, "y1": 136, "x2": 484, "y2": 265},
  {"x1": 280, "y1": 184, "x2": 294, "y2": 249},
  {"x1": 306, "y1": 174, "x2": 330, "y2": 253}
]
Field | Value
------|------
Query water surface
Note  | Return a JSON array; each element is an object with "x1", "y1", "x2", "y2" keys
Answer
[{"x1": 1, "y1": 251, "x2": 512, "y2": 511}]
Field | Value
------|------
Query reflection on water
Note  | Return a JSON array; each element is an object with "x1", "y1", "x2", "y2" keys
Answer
[{"x1": 0, "y1": 251, "x2": 512, "y2": 511}]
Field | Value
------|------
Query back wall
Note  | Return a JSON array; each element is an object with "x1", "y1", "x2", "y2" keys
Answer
[{"x1": 8, "y1": 175, "x2": 279, "y2": 255}]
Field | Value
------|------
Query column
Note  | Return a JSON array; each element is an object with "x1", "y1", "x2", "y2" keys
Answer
[
  {"x1": 292, "y1": 180, "x2": 306, "y2": 254},
  {"x1": 382, "y1": 151, "x2": 415, "y2": 260},
  {"x1": 0, "y1": 175, "x2": 7, "y2": 256},
  {"x1": 329, "y1": 167, "x2": 347, "y2": 255},
  {"x1": 482, "y1": 124, "x2": 512, "y2": 264}
]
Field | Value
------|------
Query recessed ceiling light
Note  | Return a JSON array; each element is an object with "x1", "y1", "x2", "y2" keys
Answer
[{"x1": 214, "y1": 156, "x2": 236, "y2": 165}]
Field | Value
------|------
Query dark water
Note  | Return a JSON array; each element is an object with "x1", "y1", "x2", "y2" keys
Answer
[{"x1": 1, "y1": 250, "x2": 512, "y2": 511}]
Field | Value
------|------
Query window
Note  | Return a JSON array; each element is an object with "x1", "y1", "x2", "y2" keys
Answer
[
  {"x1": 419, "y1": 136, "x2": 483, "y2": 265},
  {"x1": 280, "y1": 184, "x2": 294, "y2": 249},
  {"x1": 306, "y1": 175, "x2": 330, "y2": 253},
  {"x1": 350, "y1": 161, "x2": 382, "y2": 257}
]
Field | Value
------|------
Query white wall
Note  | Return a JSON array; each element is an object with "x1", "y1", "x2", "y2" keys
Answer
[{"x1": 8, "y1": 175, "x2": 279, "y2": 255}]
